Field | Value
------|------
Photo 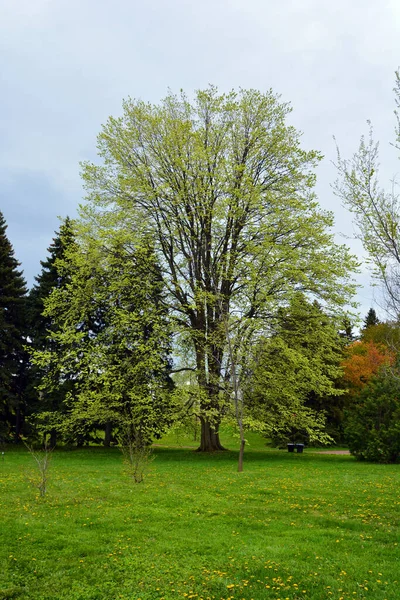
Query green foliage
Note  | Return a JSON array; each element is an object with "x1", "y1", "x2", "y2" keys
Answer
[
  {"x1": 81, "y1": 86, "x2": 358, "y2": 449},
  {"x1": 28, "y1": 217, "x2": 75, "y2": 347},
  {"x1": 344, "y1": 369, "x2": 400, "y2": 463},
  {"x1": 26, "y1": 218, "x2": 76, "y2": 444},
  {"x1": 363, "y1": 307, "x2": 380, "y2": 329},
  {"x1": 339, "y1": 317, "x2": 355, "y2": 341},
  {"x1": 360, "y1": 320, "x2": 400, "y2": 348},
  {"x1": 244, "y1": 295, "x2": 345, "y2": 445},
  {"x1": 0, "y1": 211, "x2": 28, "y2": 441},
  {"x1": 31, "y1": 228, "x2": 175, "y2": 448}
]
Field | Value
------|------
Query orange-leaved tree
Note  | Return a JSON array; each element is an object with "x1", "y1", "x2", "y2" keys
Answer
[{"x1": 341, "y1": 340, "x2": 394, "y2": 393}]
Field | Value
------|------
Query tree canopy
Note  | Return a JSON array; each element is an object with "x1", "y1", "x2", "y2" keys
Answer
[
  {"x1": 344, "y1": 369, "x2": 400, "y2": 463},
  {"x1": 80, "y1": 86, "x2": 358, "y2": 450}
]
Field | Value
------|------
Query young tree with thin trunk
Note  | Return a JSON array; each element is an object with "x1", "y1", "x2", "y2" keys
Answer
[
  {"x1": 223, "y1": 315, "x2": 246, "y2": 471},
  {"x1": 81, "y1": 87, "x2": 358, "y2": 451}
]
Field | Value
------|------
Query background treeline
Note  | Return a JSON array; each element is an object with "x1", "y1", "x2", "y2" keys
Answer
[
  {"x1": 2, "y1": 82, "x2": 400, "y2": 464},
  {"x1": 1, "y1": 207, "x2": 398, "y2": 462}
]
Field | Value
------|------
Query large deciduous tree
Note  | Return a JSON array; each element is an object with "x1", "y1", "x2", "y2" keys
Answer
[
  {"x1": 81, "y1": 87, "x2": 357, "y2": 451},
  {"x1": 360, "y1": 320, "x2": 400, "y2": 348},
  {"x1": 0, "y1": 211, "x2": 28, "y2": 440}
]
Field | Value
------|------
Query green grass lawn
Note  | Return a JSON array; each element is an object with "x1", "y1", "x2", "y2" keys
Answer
[{"x1": 0, "y1": 434, "x2": 399, "y2": 600}]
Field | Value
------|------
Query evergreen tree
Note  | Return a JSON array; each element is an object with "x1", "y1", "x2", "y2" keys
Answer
[
  {"x1": 29, "y1": 217, "x2": 75, "y2": 348},
  {"x1": 244, "y1": 294, "x2": 346, "y2": 445},
  {"x1": 0, "y1": 211, "x2": 28, "y2": 440},
  {"x1": 344, "y1": 370, "x2": 400, "y2": 463},
  {"x1": 339, "y1": 317, "x2": 355, "y2": 341},
  {"x1": 363, "y1": 308, "x2": 380, "y2": 329},
  {"x1": 26, "y1": 218, "x2": 76, "y2": 444},
  {"x1": 31, "y1": 231, "x2": 175, "y2": 448}
]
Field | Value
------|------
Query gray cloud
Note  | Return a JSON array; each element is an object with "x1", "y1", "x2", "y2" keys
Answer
[{"x1": 1, "y1": 0, "x2": 399, "y2": 319}]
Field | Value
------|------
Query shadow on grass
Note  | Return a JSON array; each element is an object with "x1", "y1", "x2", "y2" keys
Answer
[
  {"x1": 151, "y1": 445, "x2": 355, "y2": 465},
  {"x1": 2, "y1": 443, "x2": 355, "y2": 467}
]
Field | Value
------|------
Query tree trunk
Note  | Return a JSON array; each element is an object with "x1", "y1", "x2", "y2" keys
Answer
[
  {"x1": 238, "y1": 439, "x2": 245, "y2": 472},
  {"x1": 14, "y1": 408, "x2": 22, "y2": 441},
  {"x1": 49, "y1": 429, "x2": 57, "y2": 448},
  {"x1": 193, "y1": 319, "x2": 227, "y2": 452},
  {"x1": 104, "y1": 421, "x2": 112, "y2": 447},
  {"x1": 197, "y1": 417, "x2": 226, "y2": 451}
]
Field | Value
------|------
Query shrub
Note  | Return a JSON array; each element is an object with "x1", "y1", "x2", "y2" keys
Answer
[
  {"x1": 23, "y1": 439, "x2": 53, "y2": 497},
  {"x1": 344, "y1": 370, "x2": 400, "y2": 462},
  {"x1": 118, "y1": 425, "x2": 154, "y2": 483}
]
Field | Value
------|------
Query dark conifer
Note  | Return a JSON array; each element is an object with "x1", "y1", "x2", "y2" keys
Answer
[
  {"x1": 0, "y1": 212, "x2": 28, "y2": 440},
  {"x1": 339, "y1": 318, "x2": 355, "y2": 341},
  {"x1": 27, "y1": 218, "x2": 75, "y2": 444},
  {"x1": 363, "y1": 308, "x2": 380, "y2": 329},
  {"x1": 29, "y1": 217, "x2": 74, "y2": 346}
]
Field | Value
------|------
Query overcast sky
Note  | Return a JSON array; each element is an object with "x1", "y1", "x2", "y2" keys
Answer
[{"x1": 1, "y1": 0, "x2": 400, "y2": 319}]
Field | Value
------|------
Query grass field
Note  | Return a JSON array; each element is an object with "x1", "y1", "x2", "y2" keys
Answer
[{"x1": 0, "y1": 432, "x2": 399, "y2": 600}]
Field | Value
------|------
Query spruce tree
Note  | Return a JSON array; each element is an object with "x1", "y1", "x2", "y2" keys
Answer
[
  {"x1": 245, "y1": 294, "x2": 346, "y2": 445},
  {"x1": 29, "y1": 217, "x2": 75, "y2": 346},
  {"x1": 363, "y1": 307, "x2": 380, "y2": 329},
  {"x1": 0, "y1": 211, "x2": 28, "y2": 440},
  {"x1": 339, "y1": 318, "x2": 355, "y2": 341},
  {"x1": 27, "y1": 217, "x2": 75, "y2": 445},
  {"x1": 31, "y1": 232, "x2": 175, "y2": 449}
]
